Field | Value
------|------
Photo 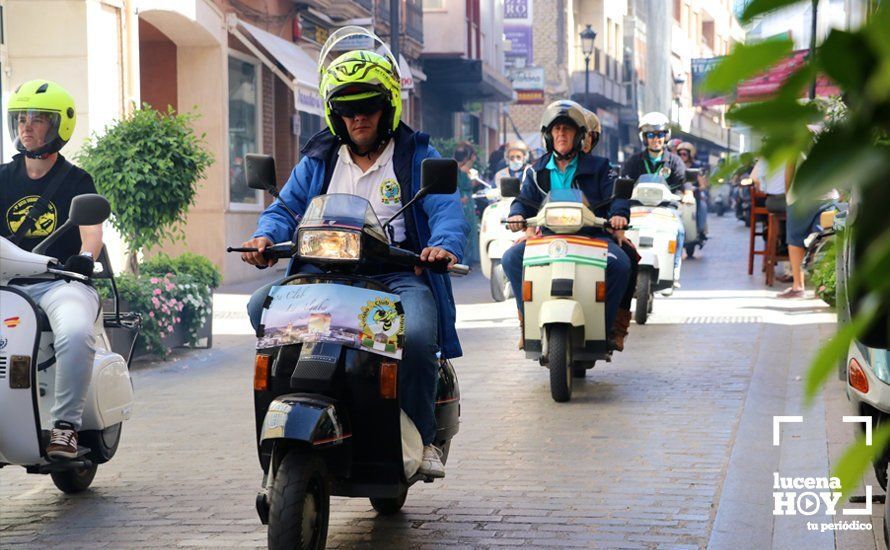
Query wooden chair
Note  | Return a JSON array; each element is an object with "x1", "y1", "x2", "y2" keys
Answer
[
  {"x1": 747, "y1": 188, "x2": 768, "y2": 275},
  {"x1": 764, "y1": 211, "x2": 789, "y2": 286}
]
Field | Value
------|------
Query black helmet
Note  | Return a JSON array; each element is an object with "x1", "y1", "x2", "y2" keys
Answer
[{"x1": 540, "y1": 100, "x2": 587, "y2": 160}]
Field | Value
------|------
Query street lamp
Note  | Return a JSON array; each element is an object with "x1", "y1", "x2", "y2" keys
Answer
[{"x1": 580, "y1": 25, "x2": 597, "y2": 108}]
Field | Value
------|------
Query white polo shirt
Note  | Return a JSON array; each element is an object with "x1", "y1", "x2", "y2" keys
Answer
[{"x1": 327, "y1": 140, "x2": 406, "y2": 244}]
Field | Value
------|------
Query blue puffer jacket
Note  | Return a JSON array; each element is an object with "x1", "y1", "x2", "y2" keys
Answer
[{"x1": 252, "y1": 123, "x2": 468, "y2": 359}]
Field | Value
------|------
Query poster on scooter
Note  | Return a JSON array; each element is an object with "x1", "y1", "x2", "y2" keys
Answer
[{"x1": 257, "y1": 284, "x2": 405, "y2": 359}]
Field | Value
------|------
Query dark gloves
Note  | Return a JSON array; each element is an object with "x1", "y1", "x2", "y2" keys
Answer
[{"x1": 63, "y1": 254, "x2": 95, "y2": 277}]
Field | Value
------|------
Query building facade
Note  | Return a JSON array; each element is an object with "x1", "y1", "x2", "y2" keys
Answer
[{"x1": 420, "y1": 0, "x2": 513, "y2": 159}]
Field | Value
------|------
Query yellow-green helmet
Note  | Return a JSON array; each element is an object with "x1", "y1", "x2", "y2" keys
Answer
[
  {"x1": 7, "y1": 79, "x2": 76, "y2": 158},
  {"x1": 319, "y1": 49, "x2": 402, "y2": 151}
]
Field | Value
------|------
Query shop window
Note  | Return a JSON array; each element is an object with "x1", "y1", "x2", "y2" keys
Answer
[
  {"x1": 228, "y1": 53, "x2": 262, "y2": 207},
  {"x1": 299, "y1": 112, "x2": 323, "y2": 151}
]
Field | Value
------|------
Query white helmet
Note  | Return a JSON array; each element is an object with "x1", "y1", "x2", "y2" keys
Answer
[{"x1": 638, "y1": 111, "x2": 671, "y2": 143}]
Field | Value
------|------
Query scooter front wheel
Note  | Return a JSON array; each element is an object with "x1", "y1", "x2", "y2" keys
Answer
[
  {"x1": 268, "y1": 450, "x2": 330, "y2": 550},
  {"x1": 370, "y1": 488, "x2": 408, "y2": 515},
  {"x1": 51, "y1": 463, "x2": 98, "y2": 494},
  {"x1": 490, "y1": 260, "x2": 512, "y2": 302},
  {"x1": 548, "y1": 324, "x2": 572, "y2": 403}
]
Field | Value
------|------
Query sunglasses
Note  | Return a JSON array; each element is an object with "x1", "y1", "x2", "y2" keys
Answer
[
  {"x1": 330, "y1": 96, "x2": 388, "y2": 119},
  {"x1": 678, "y1": 150, "x2": 690, "y2": 156},
  {"x1": 645, "y1": 131, "x2": 668, "y2": 139}
]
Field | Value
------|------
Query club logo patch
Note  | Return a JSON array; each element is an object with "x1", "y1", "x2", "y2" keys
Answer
[
  {"x1": 379, "y1": 179, "x2": 400, "y2": 206},
  {"x1": 7, "y1": 196, "x2": 57, "y2": 237},
  {"x1": 358, "y1": 297, "x2": 404, "y2": 354},
  {"x1": 0, "y1": 335, "x2": 7, "y2": 349},
  {"x1": 658, "y1": 166, "x2": 672, "y2": 178}
]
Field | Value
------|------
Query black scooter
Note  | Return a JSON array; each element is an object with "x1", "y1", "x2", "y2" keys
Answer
[{"x1": 229, "y1": 155, "x2": 468, "y2": 549}]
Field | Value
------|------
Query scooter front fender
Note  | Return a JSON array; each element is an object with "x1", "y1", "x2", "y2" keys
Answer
[
  {"x1": 538, "y1": 300, "x2": 585, "y2": 328},
  {"x1": 487, "y1": 239, "x2": 515, "y2": 262},
  {"x1": 259, "y1": 394, "x2": 351, "y2": 449},
  {"x1": 637, "y1": 249, "x2": 660, "y2": 272}
]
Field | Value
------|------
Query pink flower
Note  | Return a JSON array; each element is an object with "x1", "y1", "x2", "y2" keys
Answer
[
  {"x1": 151, "y1": 297, "x2": 160, "y2": 308},
  {"x1": 166, "y1": 283, "x2": 175, "y2": 291},
  {"x1": 153, "y1": 288, "x2": 162, "y2": 296},
  {"x1": 165, "y1": 272, "x2": 173, "y2": 278},
  {"x1": 150, "y1": 277, "x2": 159, "y2": 284},
  {"x1": 167, "y1": 325, "x2": 174, "y2": 333},
  {"x1": 148, "y1": 311, "x2": 155, "y2": 318},
  {"x1": 175, "y1": 317, "x2": 181, "y2": 323}
]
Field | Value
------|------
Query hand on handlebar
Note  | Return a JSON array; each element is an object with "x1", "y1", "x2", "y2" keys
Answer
[
  {"x1": 240, "y1": 236, "x2": 276, "y2": 268},
  {"x1": 608, "y1": 216, "x2": 628, "y2": 231},
  {"x1": 507, "y1": 215, "x2": 527, "y2": 232},
  {"x1": 416, "y1": 246, "x2": 457, "y2": 276}
]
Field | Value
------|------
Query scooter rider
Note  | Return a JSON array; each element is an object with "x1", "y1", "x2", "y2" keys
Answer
[
  {"x1": 0, "y1": 80, "x2": 102, "y2": 459},
  {"x1": 240, "y1": 49, "x2": 466, "y2": 478},
  {"x1": 677, "y1": 141, "x2": 708, "y2": 242},
  {"x1": 493, "y1": 140, "x2": 532, "y2": 186},
  {"x1": 502, "y1": 100, "x2": 631, "y2": 349},
  {"x1": 581, "y1": 108, "x2": 638, "y2": 351},
  {"x1": 623, "y1": 112, "x2": 689, "y2": 280}
]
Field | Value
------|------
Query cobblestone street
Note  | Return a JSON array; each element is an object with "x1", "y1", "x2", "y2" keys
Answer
[{"x1": 0, "y1": 215, "x2": 881, "y2": 549}]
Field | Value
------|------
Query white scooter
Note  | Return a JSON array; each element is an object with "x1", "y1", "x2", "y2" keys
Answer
[
  {"x1": 0, "y1": 194, "x2": 139, "y2": 493},
  {"x1": 626, "y1": 174, "x2": 687, "y2": 324},
  {"x1": 503, "y1": 178, "x2": 634, "y2": 402},
  {"x1": 479, "y1": 177, "x2": 524, "y2": 302}
]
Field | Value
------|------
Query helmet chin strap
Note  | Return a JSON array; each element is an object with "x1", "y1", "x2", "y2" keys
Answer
[
  {"x1": 552, "y1": 149, "x2": 577, "y2": 161},
  {"x1": 23, "y1": 150, "x2": 52, "y2": 160}
]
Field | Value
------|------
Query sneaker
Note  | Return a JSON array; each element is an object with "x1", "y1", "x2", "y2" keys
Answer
[
  {"x1": 418, "y1": 444, "x2": 445, "y2": 478},
  {"x1": 661, "y1": 287, "x2": 674, "y2": 297},
  {"x1": 47, "y1": 421, "x2": 78, "y2": 460},
  {"x1": 776, "y1": 288, "x2": 805, "y2": 299}
]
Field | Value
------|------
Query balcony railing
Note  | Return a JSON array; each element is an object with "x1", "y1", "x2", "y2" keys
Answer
[
  {"x1": 376, "y1": 0, "x2": 423, "y2": 44},
  {"x1": 406, "y1": 0, "x2": 423, "y2": 42}
]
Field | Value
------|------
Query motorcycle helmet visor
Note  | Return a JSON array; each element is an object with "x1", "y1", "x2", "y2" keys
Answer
[
  {"x1": 8, "y1": 109, "x2": 62, "y2": 153},
  {"x1": 330, "y1": 92, "x2": 389, "y2": 119}
]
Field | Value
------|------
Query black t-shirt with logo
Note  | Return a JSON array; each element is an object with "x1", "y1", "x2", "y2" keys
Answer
[{"x1": 0, "y1": 154, "x2": 98, "y2": 262}]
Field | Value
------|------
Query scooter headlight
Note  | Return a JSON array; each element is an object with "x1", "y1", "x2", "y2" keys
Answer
[
  {"x1": 545, "y1": 207, "x2": 583, "y2": 231},
  {"x1": 633, "y1": 187, "x2": 664, "y2": 206},
  {"x1": 298, "y1": 229, "x2": 361, "y2": 261}
]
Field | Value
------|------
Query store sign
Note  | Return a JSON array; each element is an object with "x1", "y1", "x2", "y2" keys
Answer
[
  {"x1": 511, "y1": 67, "x2": 544, "y2": 91},
  {"x1": 504, "y1": 0, "x2": 533, "y2": 70},
  {"x1": 516, "y1": 90, "x2": 544, "y2": 105},
  {"x1": 300, "y1": 18, "x2": 329, "y2": 46},
  {"x1": 296, "y1": 84, "x2": 323, "y2": 116}
]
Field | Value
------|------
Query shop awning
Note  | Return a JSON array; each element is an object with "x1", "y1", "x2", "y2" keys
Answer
[{"x1": 227, "y1": 15, "x2": 323, "y2": 116}]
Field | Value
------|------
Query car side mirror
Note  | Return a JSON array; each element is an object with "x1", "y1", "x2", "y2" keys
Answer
[
  {"x1": 69, "y1": 194, "x2": 111, "y2": 226},
  {"x1": 420, "y1": 158, "x2": 458, "y2": 195},
  {"x1": 613, "y1": 177, "x2": 635, "y2": 201},
  {"x1": 500, "y1": 177, "x2": 521, "y2": 198},
  {"x1": 246, "y1": 154, "x2": 277, "y2": 193}
]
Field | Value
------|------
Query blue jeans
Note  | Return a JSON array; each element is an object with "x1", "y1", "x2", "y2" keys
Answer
[
  {"x1": 248, "y1": 271, "x2": 440, "y2": 445},
  {"x1": 675, "y1": 221, "x2": 685, "y2": 271},
  {"x1": 695, "y1": 191, "x2": 708, "y2": 236},
  {"x1": 501, "y1": 237, "x2": 630, "y2": 333}
]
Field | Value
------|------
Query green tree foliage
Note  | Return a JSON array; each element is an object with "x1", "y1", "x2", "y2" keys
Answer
[
  {"x1": 75, "y1": 105, "x2": 214, "y2": 273},
  {"x1": 704, "y1": 0, "x2": 890, "y2": 501}
]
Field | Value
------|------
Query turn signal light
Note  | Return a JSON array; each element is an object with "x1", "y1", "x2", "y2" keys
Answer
[
  {"x1": 254, "y1": 354, "x2": 271, "y2": 391},
  {"x1": 849, "y1": 358, "x2": 869, "y2": 394},
  {"x1": 380, "y1": 362, "x2": 398, "y2": 399},
  {"x1": 522, "y1": 281, "x2": 533, "y2": 302},
  {"x1": 595, "y1": 281, "x2": 606, "y2": 302},
  {"x1": 668, "y1": 240, "x2": 677, "y2": 254}
]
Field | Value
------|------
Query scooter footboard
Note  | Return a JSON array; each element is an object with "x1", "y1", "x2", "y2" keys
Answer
[{"x1": 0, "y1": 288, "x2": 43, "y2": 465}]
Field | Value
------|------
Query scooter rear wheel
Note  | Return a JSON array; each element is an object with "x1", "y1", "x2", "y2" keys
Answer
[
  {"x1": 268, "y1": 450, "x2": 329, "y2": 550},
  {"x1": 634, "y1": 273, "x2": 652, "y2": 325},
  {"x1": 490, "y1": 260, "x2": 512, "y2": 302},
  {"x1": 548, "y1": 324, "x2": 572, "y2": 403},
  {"x1": 51, "y1": 464, "x2": 97, "y2": 494}
]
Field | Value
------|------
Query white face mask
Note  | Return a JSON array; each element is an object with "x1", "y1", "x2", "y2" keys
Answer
[{"x1": 508, "y1": 159, "x2": 524, "y2": 171}]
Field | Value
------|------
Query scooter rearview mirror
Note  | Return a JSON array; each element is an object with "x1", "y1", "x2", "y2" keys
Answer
[
  {"x1": 500, "y1": 177, "x2": 521, "y2": 198},
  {"x1": 421, "y1": 158, "x2": 458, "y2": 195},
  {"x1": 69, "y1": 194, "x2": 111, "y2": 226},
  {"x1": 613, "y1": 177, "x2": 635, "y2": 201},
  {"x1": 246, "y1": 154, "x2": 278, "y2": 194},
  {"x1": 684, "y1": 168, "x2": 701, "y2": 183}
]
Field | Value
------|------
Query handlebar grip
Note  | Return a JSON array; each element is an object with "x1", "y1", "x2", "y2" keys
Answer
[
  {"x1": 449, "y1": 264, "x2": 471, "y2": 276},
  {"x1": 227, "y1": 247, "x2": 259, "y2": 253}
]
